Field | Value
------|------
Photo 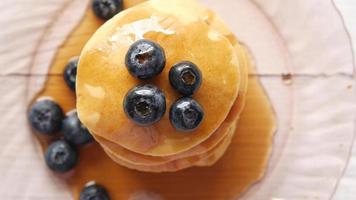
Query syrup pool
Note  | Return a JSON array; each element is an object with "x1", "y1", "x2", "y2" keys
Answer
[{"x1": 28, "y1": 3, "x2": 276, "y2": 200}]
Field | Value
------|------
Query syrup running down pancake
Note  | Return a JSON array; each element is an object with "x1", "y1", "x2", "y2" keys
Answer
[
  {"x1": 77, "y1": 0, "x2": 242, "y2": 160},
  {"x1": 28, "y1": 0, "x2": 276, "y2": 197},
  {"x1": 93, "y1": 42, "x2": 249, "y2": 167}
]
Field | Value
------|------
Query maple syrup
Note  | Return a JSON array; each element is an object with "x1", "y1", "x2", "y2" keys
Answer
[{"x1": 28, "y1": 5, "x2": 276, "y2": 200}]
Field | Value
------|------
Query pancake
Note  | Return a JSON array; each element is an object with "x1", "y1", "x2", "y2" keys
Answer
[
  {"x1": 77, "y1": 0, "x2": 240, "y2": 156},
  {"x1": 123, "y1": 0, "x2": 146, "y2": 8},
  {"x1": 104, "y1": 123, "x2": 236, "y2": 172},
  {"x1": 94, "y1": 42, "x2": 249, "y2": 166},
  {"x1": 95, "y1": 117, "x2": 237, "y2": 166}
]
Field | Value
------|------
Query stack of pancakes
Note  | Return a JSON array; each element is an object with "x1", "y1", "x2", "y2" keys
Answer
[{"x1": 76, "y1": 0, "x2": 249, "y2": 172}]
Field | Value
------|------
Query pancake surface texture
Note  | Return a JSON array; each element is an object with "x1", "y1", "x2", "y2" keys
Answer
[
  {"x1": 76, "y1": 0, "x2": 248, "y2": 172},
  {"x1": 93, "y1": 41, "x2": 249, "y2": 167}
]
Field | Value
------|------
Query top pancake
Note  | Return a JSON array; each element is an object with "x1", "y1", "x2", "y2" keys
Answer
[
  {"x1": 92, "y1": 42, "x2": 249, "y2": 166},
  {"x1": 76, "y1": 0, "x2": 240, "y2": 156}
]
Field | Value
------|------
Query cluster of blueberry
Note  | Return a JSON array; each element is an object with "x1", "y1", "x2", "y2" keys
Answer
[
  {"x1": 28, "y1": 100, "x2": 93, "y2": 172},
  {"x1": 26, "y1": 1, "x2": 126, "y2": 199},
  {"x1": 28, "y1": 58, "x2": 110, "y2": 199},
  {"x1": 92, "y1": 1, "x2": 204, "y2": 132},
  {"x1": 124, "y1": 39, "x2": 204, "y2": 132}
]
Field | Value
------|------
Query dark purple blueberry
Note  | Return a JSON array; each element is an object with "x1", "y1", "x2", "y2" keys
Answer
[
  {"x1": 63, "y1": 57, "x2": 79, "y2": 92},
  {"x1": 125, "y1": 39, "x2": 166, "y2": 80},
  {"x1": 169, "y1": 97, "x2": 204, "y2": 132},
  {"x1": 80, "y1": 183, "x2": 110, "y2": 200},
  {"x1": 45, "y1": 140, "x2": 78, "y2": 173},
  {"x1": 28, "y1": 99, "x2": 64, "y2": 135},
  {"x1": 169, "y1": 61, "x2": 202, "y2": 96},
  {"x1": 63, "y1": 111, "x2": 93, "y2": 146},
  {"x1": 92, "y1": 0, "x2": 123, "y2": 20},
  {"x1": 124, "y1": 84, "x2": 166, "y2": 126}
]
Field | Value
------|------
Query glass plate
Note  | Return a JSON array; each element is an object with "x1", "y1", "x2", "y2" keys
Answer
[{"x1": 199, "y1": 0, "x2": 355, "y2": 199}]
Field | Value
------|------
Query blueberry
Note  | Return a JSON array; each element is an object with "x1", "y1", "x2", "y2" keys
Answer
[
  {"x1": 169, "y1": 97, "x2": 204, "y2": 132},
  {"x1": 63, "y1": 57, "x2": 79, "y2": 92},
  {"x1": 125, "y1": 39, "x2": 166, "y2": 80},
  {"x1": 169, "y1": 61, "x2": 202, "y2": 96},
  {"x1": 80, "y1": 183, "x2": 110, "y2": 200},
  {"x1": 28, "y1": 99, "x2": 64, "y2": 135},
  {"x1": 45, "y1": 140, "x2": 78, "y2": 172},
  {"x1": 63, "y1": 111, "x2": 93, "y2": 145},
  {"x1": 92, "y1": 0, "x2": 123, "y2": 20},
  {"x1": 124, "y1": 84, "x2": 166, "y2": 126}
]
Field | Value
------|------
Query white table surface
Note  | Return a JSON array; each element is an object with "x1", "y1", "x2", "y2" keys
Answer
[{"x1": 0, "y1": 0, "x2": 355, "y2": 199}]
